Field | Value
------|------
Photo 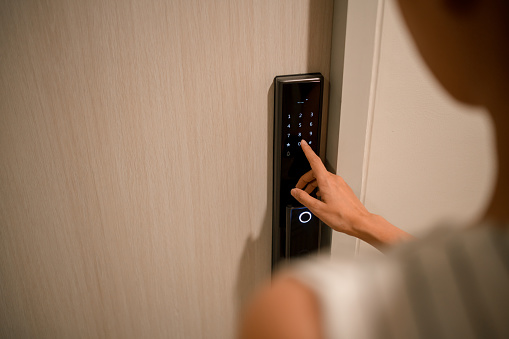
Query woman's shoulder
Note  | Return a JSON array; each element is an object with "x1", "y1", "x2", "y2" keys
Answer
[{"x1": 290, "y1": 222, "x2": 509, "y2": 339}]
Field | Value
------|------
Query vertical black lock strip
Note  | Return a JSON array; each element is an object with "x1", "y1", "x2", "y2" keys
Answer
[{"x1": 272, "y1": 73, "x2": 325, "y2": 270}]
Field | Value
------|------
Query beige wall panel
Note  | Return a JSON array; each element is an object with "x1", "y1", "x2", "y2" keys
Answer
[
  {"x1": 0, "y1": 1, "x2": 333, "y2": 338},
  {"x1": 328, "y1": 0, "x2": 379, "y2": 259}
]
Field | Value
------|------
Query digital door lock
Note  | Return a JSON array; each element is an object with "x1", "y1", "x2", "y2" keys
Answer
[{"x1": 272, "y1": 73, "x2": 331, "y2": 270}]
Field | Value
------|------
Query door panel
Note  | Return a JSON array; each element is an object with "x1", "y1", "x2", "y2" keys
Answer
[{"x1": 0, "y1": 0, "x2": 332, "y2": 338}]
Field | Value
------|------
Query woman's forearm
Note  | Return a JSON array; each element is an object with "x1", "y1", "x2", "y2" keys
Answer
[{"x1": 350, "y1": 213, "x2": 415, "y2": 251}]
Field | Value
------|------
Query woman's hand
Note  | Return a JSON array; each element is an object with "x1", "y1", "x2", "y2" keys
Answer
[
  {"x1": 290, "y1": 140, "x2": 370, "y2": 236},
  {"x1": 291, "y1": 140, "x2": 413, "y2": 250}
]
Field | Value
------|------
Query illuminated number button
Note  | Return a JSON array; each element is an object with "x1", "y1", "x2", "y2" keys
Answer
[
  {"x1": 298, "y1": 122, "x2": 302, "y2": 127},
  {"x1": 287, "y1": 133, "x2": 290, "y2": 138},
  {"x1": 286, "y1": 151, "x2": 291, "y2": 157},
  {"x1": 310, "y1": 122, "x2": 313, "y2": 126},
  {"x1": 309, "y1": 131, "x2": 313, "y2": 136},
  {"x1": 298, "y1": 132, "x2": 301, "y2": 137},
  {"x1": 287, "y1": 124, "x2": 290, "y2": 128},
  {"x1": 311, "y1": 112, "x2": 314, "y2": 117},
  {"x1": 299, "y1": 113, "x2": 303, "y2": 118},
  {"x1": 288, "y1": 114, "x2": 291, "y2": 119},
  {"x1": 298, "y1": 142, "x2": 301, "y2": 146},
  {"x1": 286, "y1": 143, "x2": 290, "y2": 147}
]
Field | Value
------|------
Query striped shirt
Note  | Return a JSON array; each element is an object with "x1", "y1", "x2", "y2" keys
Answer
[{"x1": 292, "y1": 223, "x2": 509, "y2": 339}]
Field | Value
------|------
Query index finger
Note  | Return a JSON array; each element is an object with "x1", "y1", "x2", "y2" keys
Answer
[{"x1": 300, "y1": 139, "x2": 328, "y2": 184}]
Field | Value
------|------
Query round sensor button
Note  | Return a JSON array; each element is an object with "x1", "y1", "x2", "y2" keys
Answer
[{"x1": 299, "y1": 211, "x2": 312, "y2": 224}]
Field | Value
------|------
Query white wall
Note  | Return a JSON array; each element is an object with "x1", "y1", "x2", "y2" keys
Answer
[{"x1": 330, "y1": 0, "x2": 496, "y2": 257}]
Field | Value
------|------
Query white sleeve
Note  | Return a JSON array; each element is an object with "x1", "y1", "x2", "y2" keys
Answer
[
  {"x1": 288, "y1": 224, "x2": 509, "y2": 339},
  {"x1": 290, "y1": 259, "x2": 382, "y2": 339},
  {"x1": 289, "y1": 257, "x2": 418, "y2": 339}
]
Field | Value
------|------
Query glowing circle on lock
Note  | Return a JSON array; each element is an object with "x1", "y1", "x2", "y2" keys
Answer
[{"x1": 299, "y1": 211, "x2": 312, "y2": 224}]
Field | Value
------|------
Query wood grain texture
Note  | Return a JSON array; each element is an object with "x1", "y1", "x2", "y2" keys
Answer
[{"x1": 0, "y1": 0, "x2": 332, "y2": 338}]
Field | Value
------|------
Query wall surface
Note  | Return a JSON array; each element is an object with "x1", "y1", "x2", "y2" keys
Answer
[
  {"x1": 0, "y1": 1, "x2": 333, "y2": 338},
  {"x1": 363, "y1": 0, "x2": 494, "y2": 238},
  {"x1": 330, "y1": 0, "x2": 495, "y2": 257},
  {"x1": 329, "y1": 0, "x2": 383, "y2": 257}
]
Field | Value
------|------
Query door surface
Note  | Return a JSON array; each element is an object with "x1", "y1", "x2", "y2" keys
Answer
[{"x1": 0, "y1": 1, "x2": 333, "y2": 338}]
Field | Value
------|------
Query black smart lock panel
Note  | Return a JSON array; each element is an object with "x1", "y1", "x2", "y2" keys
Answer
[{"x1": 272, "y1": 73, "x2": 332, "y2": 270}]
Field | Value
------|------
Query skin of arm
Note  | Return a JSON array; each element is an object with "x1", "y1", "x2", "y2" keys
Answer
[{"x1": 291, "y1": 140, "x2": 414, "y2": 251}]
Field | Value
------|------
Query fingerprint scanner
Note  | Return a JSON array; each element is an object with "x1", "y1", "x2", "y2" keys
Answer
[{"x1": 299, "y1": 211, "x2": 312, "y2": 224}]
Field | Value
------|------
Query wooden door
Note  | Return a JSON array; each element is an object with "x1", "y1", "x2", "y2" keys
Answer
[{"x1": 0, "y1": 1, "x2": 333, "y2": 338}]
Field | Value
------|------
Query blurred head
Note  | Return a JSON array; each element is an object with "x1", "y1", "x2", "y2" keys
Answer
[{"x1": 396, "y1": 0, "x2": 509, "y2": 110}]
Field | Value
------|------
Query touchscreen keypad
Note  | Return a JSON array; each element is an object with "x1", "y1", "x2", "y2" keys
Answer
[
  {"x1": 281, "y1": 81, "x2": 321, "y2": 159},
  {"x1": 279, "y1": 79, "x2": 322, "y2": 205}
]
